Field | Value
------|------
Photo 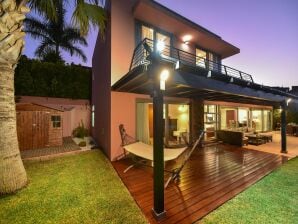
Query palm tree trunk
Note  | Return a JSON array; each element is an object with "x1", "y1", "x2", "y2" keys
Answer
[{"x1": 0, "y1": 0, "x2": 29, "y2": 194}]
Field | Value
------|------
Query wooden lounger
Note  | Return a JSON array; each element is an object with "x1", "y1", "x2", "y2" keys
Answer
[{"x1": 119, "y1": 124, "x2": 204, "y2": 188}]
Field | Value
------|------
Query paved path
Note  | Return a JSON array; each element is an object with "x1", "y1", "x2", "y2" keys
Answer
[{"x1": 21, "y1": 137, "x2": 81, "y2": 159}]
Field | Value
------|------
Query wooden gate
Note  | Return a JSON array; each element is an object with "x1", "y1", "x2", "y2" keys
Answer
[{"x1": 17, "y1": 111, "x2": 50, "y2": 151}]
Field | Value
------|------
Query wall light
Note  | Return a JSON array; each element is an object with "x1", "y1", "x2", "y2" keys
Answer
[
  {"x1": 182, "y1": 35, "x2": 192, "y2": 45},
  {"x1": 160, "y1": 69, "x2": 169, "y2": 90}
]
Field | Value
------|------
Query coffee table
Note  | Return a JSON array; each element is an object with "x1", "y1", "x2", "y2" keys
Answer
[
  {"x1": 247, "y1": 134, "x2": 266, "y2": 146},
  {"x1": 259, "y1": 133, "x2": 273, "y2": 142}
]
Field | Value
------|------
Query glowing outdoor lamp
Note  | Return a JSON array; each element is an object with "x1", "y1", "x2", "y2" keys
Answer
[
  {"x1": 287, "y1": 98, "x2": 292, "y2": 106},
  {"x1": 160, "y1": 69, "x2": 169, "y2": 90},
  {"x1": 182, "y1": 34, "x2": 192, "y2": 45}
]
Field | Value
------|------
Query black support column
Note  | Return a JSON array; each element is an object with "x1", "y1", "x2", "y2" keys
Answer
[
  {"x1": 149, "y1": 57, "x2": 166, "y2": 220},
  {"x1": 281, "y1": 101, "x2": 287, "y2": 153}
]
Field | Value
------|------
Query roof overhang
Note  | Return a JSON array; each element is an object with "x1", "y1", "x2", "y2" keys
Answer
[
  {"x1": 112, "y1": 65, "x2": 297, "y2": 107},
  {"x1": 133, "y1": 0, "x2": 240, "y2": 58}
]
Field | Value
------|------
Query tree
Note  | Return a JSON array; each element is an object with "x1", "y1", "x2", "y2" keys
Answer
[
  {"x1": 25, "y1": 0, "x2": 88, "y2": 62},
  {"x1": 0, "y1": 0, "x2": 106, "y2": 194}
]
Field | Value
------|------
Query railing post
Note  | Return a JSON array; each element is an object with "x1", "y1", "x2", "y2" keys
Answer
[
  {"x1": 204, "y1": 59, "x2": 208, "y2": 69},
  {"x1": 239, "y1": 71, "x2": 243, "y2": 80},
  {"x1": 224, "y1": 66, "x2": 228, "y2": 75}
]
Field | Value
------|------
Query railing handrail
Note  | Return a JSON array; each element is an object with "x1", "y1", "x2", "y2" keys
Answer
[{"x1": 129, "y1": 38, "x2": 254, "y2": 83}]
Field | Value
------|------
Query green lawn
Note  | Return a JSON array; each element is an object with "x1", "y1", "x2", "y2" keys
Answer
[
  {"x1": 200, "y1": 157, "x2": 298, "y2": 224},
  {"x1": 0, "y1": 150, "x2": 147, "y2": 224}
]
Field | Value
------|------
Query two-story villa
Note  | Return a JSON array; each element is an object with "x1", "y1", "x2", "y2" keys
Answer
[
  {"x1": 92, "y1": 0, "x2": 297, "y2": 221},
  {"x1": 92, "y1": 0, "x2": 295, "y2": 161}
]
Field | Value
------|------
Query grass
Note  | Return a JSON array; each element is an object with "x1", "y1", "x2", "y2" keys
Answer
[
  {"x1": 200, "y1": 157, "x2": 298, "y2": 224},
  {"x1": 0, "y1": 150, "x2": 147, "y2": 224}
]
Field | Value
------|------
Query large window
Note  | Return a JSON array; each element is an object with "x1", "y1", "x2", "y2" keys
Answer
[
  {"x1": 141, "y1": 25, "x2": 154, "y2": 42},
  {"x1": 251, "y1": 110, "x2": 262, "y2": 132},
  {"x1": 220, "y1": 107, "x2": 237, "y2": 129},
  {"x1": 140, "y1": 24, "x2": 171, "y2": 56},
  {"x1": 196, "y1": 48, "x2": 221, "y2": 71},
  {"x1": 263, "y1": 110, "x2": 272, "y2": 131},
  {"x1": 204, "y1": 104, "x2": 219, "y2": 138},
  {"x1": 136, "y1": 102, "x2": 189, "y2": 146},
  {"x1": 238, "y1": 108, "x2": 249, "y2": 127},
  {"x1": 196, "y1": 48, "x2": 207, "y2": 68}
]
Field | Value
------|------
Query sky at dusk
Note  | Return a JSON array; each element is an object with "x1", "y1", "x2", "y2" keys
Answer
[{"x1": 23, "y1": 0, "x2": 298, "y2": 87}]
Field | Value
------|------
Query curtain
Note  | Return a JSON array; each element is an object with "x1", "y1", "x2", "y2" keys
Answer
[{"x1": 136, "y1": 103, "x2": 150, "y2": 144}]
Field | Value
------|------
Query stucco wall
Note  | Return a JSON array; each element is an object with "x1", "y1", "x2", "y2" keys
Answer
[
  {"x1": 110, "y1": 91, "x2": 150, "y2": 161},
  {"x1": 111, "y1": 0, "x2": 137, "y2": 85}
]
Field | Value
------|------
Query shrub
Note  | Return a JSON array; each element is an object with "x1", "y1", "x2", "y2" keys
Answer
[
  {"x1": 72, "y1": 121, "x2": 89, "y2": 139},
  {"x1": 15, "y1": 55, "x2": 91, "y2": 99}
]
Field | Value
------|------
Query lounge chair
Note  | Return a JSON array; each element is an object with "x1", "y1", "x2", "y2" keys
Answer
[{"x1": 119, "y1": 124, "x2": 204, "y2": 188}]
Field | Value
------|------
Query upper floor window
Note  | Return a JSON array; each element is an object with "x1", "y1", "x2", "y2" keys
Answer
[
  {"x1": 142, "y1": 25, "x2": 154, "y2": 41},
  {"x1": 139, "y1": 24, "x2": 171, "y2": 56},
  {"x1": 196, "y1": 47, "x2": 221, "y2": 72},
  {"x1": 196, "y1": 48, "x2": 207, "y2": 68}
]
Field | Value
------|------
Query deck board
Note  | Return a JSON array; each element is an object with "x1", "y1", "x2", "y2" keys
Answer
[{"x1": 112, "y1": 144, "x2": 287, "y2": 224}]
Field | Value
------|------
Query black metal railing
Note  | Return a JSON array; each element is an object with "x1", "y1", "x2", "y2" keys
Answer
[{"x1": 129, "y1": 38, "x2": 254, "y2": 83}]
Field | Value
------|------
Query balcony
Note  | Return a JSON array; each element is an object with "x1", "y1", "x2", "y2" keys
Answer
[
  {"x1": 129, "y1": 38, "x2": 254, "y2": 83},
  {"x1": 113, "y1": 38, "x2": 296, "y2": 105}
]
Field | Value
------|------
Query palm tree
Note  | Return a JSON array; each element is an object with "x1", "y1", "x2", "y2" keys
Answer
[
  {"x1": 25, "y1": 0, "x2": 88, "y2": 62},
  {"x1": 0, "y1": 0, "x2": 106, "y2": 194}
]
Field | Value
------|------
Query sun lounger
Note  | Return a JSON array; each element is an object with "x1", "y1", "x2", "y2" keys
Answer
[{"x1": 119, "y1": 124, "x2": 204, "y2": 188}]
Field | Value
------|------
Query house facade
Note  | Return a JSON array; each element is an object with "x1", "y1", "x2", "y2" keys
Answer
[{"x1": 92, "y1": 0, "x2": 296, "y2": 161}]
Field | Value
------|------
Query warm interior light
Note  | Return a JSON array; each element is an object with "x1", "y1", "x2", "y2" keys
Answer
[
  {"x1": 157, "y1": 41, "x2": 165, "y2": 52},
  {"x1": 178, "y1": 105, "x2": 187, "y2": 112},
  {"x1": 182, "y1": 35, "x2": 192, "y2": 44}
]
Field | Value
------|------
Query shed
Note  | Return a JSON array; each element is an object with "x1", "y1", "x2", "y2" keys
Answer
[{"x1": 16, "y1": 103, "x2": 63, "y2": 151}]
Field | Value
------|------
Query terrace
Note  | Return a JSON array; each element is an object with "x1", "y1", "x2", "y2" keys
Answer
[{"x1": 113, "y1": 144, "x2": 288, "y2": 223}]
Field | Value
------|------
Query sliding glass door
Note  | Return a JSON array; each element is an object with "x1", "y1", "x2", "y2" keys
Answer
[
  {"x1": 251, "y1": 110, "x2": 262, "y2": 132},
  {"x1": 136, "y1": 102, "x2": 189, "y2": 146}
]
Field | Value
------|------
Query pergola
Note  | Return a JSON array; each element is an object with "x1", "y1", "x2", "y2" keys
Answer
[{"x1": 112, "y1": 39, "x2": 298, "y2": 219}]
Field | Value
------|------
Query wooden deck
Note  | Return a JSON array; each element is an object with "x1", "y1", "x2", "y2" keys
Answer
[{"x1": 112, "y1": 144, "x2": 288, "y2": 224}]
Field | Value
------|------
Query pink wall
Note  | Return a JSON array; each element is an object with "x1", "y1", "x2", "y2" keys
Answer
[
  {"x1": 110, "y1": 91, "x2": 150, "y2": 161},
  {"x1": 18, "y1": 96, "x2": 91, "y2": 137},
  {"x1": 111, "y1": 0, "x2": 137, "y2": 85}
]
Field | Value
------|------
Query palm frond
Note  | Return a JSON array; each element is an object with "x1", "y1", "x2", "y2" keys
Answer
[
  {"x1": 27, "y1": 0, "x2": 57, "y2": 21},
  {"x1": 24, "y1": 17, "x2": 50, "y2": 38},
  {"x1": 35, "y1": 40, "x2": 55, "y2": 58},
  {"x1": 63, "y1": 27, "x2": 88, "y2": 46},
  {"x1": 72, "y1": 0, "x2": 106, "y2": 36},
  {"x1": 61, "y1": 42, "x2": 87, "y2": 62}
]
